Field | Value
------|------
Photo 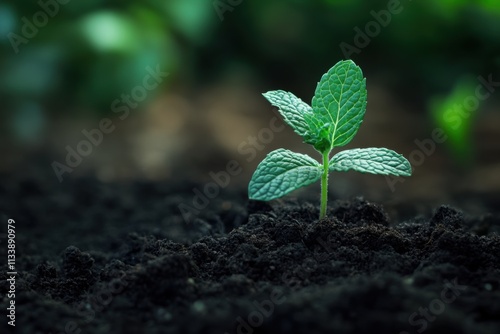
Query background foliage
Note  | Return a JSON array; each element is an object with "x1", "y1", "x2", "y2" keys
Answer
[{"x1": 1, "y1": 0, "x2": 499, "y2": 177}]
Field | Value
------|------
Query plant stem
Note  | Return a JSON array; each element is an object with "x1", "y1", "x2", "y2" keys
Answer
[{"x1": 319, "y1": 151, "x2": 330, "y2": 219}]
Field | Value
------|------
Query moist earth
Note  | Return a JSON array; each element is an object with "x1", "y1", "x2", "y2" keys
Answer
[{"x1": 1, "y1": 176, "x2": 499, "y2": 334}]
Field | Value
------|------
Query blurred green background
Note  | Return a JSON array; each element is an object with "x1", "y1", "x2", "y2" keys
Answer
[{"x1": 1, "y1": 0, "x2": 499, "y2": 209}]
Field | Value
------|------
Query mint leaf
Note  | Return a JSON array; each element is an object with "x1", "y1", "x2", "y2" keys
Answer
[
  {"x1": 262, "y1": 90, "x2": 314, "y2": 138},
  {"x1": 262, "y1": 90, "x2": 327, "y2": 152},
  {"x1": 249, "y1": 149, "x2": 322, "y2": 201},
  {"x1": 312, "y1": 60, "x2": 367, "y2": 149},
  {"x1": 329, "y1": 148, "x2": 412, "y2": 176}
]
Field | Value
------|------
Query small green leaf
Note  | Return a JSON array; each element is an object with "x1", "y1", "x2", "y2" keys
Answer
[
  {"x1": 262, "y1": 90, "x2": 328, "y2": 152},
  {"x1": 312, "y1": 60, "x2": 367, "y2": 149},
  {"x1": 262, "y1": 90, "x2": 313, "y2": 138},
  {"x1": 249, "y1": 149, "x2": 322, "y2": 201},
  {"x1": 329, "y1": 148, "x2": 412, "y2": 176},
  {"x1": 303, "y1": 122, "x2": 332, "y2": 153}
]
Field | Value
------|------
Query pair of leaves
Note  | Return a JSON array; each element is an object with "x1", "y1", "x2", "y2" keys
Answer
[
  {"x1": 263, "y1": 60, "x2": 366, "y2": 152},
  {"x1": 249, "y1": 148, "x2": 411, "y2": 201},
  {"x1": 249, "y1": 60, "x2": 412, "y2": 201}
]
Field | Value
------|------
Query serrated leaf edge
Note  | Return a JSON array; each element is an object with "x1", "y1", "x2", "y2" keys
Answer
[{"x1": 328, "y1": 147, "x2": 412, "y2": 176}]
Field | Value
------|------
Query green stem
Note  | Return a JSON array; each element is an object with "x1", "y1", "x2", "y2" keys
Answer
[{"x1": 319, "y1": 151, "x2": 330, "y2": 219}]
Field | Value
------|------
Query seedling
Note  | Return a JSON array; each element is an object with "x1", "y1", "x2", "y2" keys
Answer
[{"x1": 248, "y1": 60, "x2": 412, "y2": 219}]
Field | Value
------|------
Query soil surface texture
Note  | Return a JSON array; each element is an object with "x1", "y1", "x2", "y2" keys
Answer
[{"x1": 1, "y1": 175, "x2": 499, "y2": 334}]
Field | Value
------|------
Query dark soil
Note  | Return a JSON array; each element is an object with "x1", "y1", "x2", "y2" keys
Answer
[{"x1": 1, "y1": 175, "x2": 500, "y2": 334}]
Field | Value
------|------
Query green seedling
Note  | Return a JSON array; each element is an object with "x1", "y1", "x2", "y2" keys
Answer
[{"x1": 248, "y1": 60, "x2": 412, "y2": 219}]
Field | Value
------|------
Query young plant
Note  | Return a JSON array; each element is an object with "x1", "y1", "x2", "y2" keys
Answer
[{"x1": 248, "y1": 60, "x2": 412, "y2": 219}]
